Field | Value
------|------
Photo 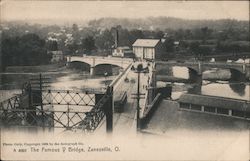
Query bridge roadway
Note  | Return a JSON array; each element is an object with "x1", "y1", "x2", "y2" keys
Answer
[
  {"x1": 93, "y1": 58, "x2": 154, "y2": 134},
  {"x1": 111, "y1": 60, "x2": 154, "y2": 134}
]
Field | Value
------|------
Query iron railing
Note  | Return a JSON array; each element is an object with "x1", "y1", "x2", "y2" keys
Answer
[{"x1": 0, "y1": 88, "x2": 111, "y2": 131}]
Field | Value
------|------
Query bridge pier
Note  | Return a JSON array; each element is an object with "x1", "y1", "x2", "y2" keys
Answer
[
  {"x1": 99, "y1": 86, "x2": 113, "y2": 133},
  {"x1": 90, "y1": 66, "x2": 94, "y2": 75},
  {"x1": 230, "y1": 69, "x2": 247, "y2": 81},
  {"x1": 188, "y1": 74, "x2": 202, "y2": 94},
  {"x1": 246, "y1": 64, "x2": 250, "y2": 81},
  {"x1": 188, "y1": 62, "x2": 202, "y2": 94},
  {"x1": 198, "y1": 61, "x2": 202, "y2": 75}
]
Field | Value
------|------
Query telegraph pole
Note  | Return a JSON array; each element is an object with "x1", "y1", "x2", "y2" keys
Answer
[
  {"x1": 132, "y1": 64, "x2": 144, "y2": 131},
  {"x1": 136, "y1": 68, "x2": 141, "y2": 131}
]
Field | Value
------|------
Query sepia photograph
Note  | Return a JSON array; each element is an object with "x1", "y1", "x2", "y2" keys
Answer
[{"x1": 0, "y1": 0, "x2": 249, "y2": 160}]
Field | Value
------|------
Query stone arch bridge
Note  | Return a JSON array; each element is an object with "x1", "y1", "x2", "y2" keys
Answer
[
  {"x1": 157, "y1": 61, "x2": 250, "y2": 81},
  {"x1": 67, "y1": 56, "x2": 133, "y2": 75}
]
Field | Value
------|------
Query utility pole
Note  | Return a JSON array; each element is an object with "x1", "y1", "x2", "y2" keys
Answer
[
  {"x1": 136, "y1": 68, "x2": 141, "y2": 131},
  {"x1": 0, "y1": 31, "x2": 2, "y2": 72},
  {"x1": 132, "y1": 64, "x2": 145, "y2": 131}
]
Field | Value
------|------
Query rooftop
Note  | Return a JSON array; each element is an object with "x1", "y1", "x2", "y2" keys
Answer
[
  {"x1": 178, "y1": 94, "x2": 250, "y2": 112},
  {"x1": 117, "y1": 46, "x2": 130, "y2": 50},
  {"x1": 132, "y1": 39, "x2": 160, "y2": 47}
]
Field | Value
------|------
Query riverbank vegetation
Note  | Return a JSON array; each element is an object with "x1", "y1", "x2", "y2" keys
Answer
[{"x1": 2, "y1": 33, "x2": 52, "y2": 68}]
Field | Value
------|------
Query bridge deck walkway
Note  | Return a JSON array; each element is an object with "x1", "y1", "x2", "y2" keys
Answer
[
  {"x1": 112, "y1": 61, "x2": 154, "y2": 134},
  {"x1": 112, "y1": 67, "x2": 138, "y2": 134}
]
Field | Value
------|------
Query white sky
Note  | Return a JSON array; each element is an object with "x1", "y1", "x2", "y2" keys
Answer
[{"x1": 1, "y1": 0, "x2": 249, "y2": 23}]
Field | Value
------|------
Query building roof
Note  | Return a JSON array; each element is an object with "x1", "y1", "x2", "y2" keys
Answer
[
  {"x1": 132, "y1": 39, "x2": 160, "y2": 47},
  {"x1": 178, "y1": 94, "x2": 250, "y2": 112},
  {"x1": 117, "y1": 46, "x2": 130, "y2": 50}
]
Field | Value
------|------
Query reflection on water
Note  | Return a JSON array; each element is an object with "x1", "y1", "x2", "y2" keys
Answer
[
  {"x1": 201, "y1": 82, "x2": 249, "y2": 100},
  {"x1": 50, "y1": 73, "x2": 114, "y2": 90},
  {"x1": 229, "y1": 82, "x2": 246, "y2": 96},
  {"x1": 0, "y1": 70, "x2": 115, "y2": 91},
  {"x1": 1, "y1": 66, "x2": 249, "y2": 101}
]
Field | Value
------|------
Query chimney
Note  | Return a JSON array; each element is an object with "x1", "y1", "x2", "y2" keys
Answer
[
  {"x1": 0, "y1": 31, "x2": 2, "y2": 72},
  {"x1": 115, "y1": 28, "x2": 119, "y2": 48}
]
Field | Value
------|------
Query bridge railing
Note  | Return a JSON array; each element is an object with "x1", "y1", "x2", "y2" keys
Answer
[
  {"x1": 82, "y1": 55, "x2": 133, "y2": 62},
  {"x1": 110, "y1": 63, "x2": 133, "y2": 91},
  {"x1": 157, "y1": 60, "x2": 247, "y2": 65},
  {"x1": 69, "y1": 55, "x2": 133, "y2": 63},
  {"x1": 157, "y1": 61, "x2": 199, "y2": 65},
  {"x1": 140, "y1": 62, "x2": 155, "y2": 118},
  {"x1": 0, "y1": 87, "x2": 111, "y2": 131},
  {"x1": 142, "y1": 93, "x2": 162, "y2": 119}
]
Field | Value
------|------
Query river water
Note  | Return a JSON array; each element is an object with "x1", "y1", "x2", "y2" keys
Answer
[{"x1": 1, "y1": 64, "x2": 249, "y2": 101}]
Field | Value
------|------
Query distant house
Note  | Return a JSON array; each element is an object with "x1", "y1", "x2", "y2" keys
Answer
[
  {"x1": 112, "y1": 46, "x2": 134, "y2": 58},
  {"x1": 50, "y1": 51, "x2": 63, "y2": 62},
  {"x1": 174, "y1": 41, "x2": 180, "y2": 51},
  {"x1": 132, "y1": 39, "x2": 163, "y2": 60}
]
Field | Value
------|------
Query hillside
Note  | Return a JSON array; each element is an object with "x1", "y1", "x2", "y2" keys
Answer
[{"x1": 88, "y1": 17, "x2": 249, "y2": 31}]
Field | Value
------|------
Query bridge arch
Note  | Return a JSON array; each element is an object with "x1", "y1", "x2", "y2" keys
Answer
[
  {"x1": 94, "y1": 62, "x2": 125, "y2": 69},
  {"x1": 92, "y1": 63, "x2": 123, "y2": 76},
  {"x1": 202, "y1": 66, "x2": 246, "y2": 81},
  {"x1": 171, "y1": 65, "x2": 200, "y2": 81},
  {"x1": 68, "y1": 61, "x2": 91, "y2": 73}
]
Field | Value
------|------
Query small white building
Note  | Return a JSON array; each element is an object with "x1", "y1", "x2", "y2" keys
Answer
[
  {"x1": 50, "y1": 51, "x2": 63, "y2": 62},
  {"x1": 112, "y1": 46, "x2": 134, "y2": 58},
  {"x1": 132, "y1": 39, "x2": 163, "y2": 60}
]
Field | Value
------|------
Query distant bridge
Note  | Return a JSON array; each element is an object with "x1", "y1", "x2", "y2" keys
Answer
[
  {"x1": 157, "y1": 61, "x2": 250, "y2": 80},
  {"x1": 67, "y1": 55, "x2": 133, "y2": 75}
]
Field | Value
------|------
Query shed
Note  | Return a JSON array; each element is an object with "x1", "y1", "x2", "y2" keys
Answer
[{"x1": 132, "y1": 39, "x2": 163, "y2": 60}]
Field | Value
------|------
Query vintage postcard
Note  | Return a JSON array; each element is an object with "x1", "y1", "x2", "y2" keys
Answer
[{"x1": 0, "y1": 0, "x2": 249, "y2": 160}]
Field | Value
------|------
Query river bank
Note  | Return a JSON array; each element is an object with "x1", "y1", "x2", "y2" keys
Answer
[
  {"x1": 0, "y1": 65, "x2": 120, "y2": 90},
  {"x1": 4, "y1": 62, "x2": 66, "y2": 73}
]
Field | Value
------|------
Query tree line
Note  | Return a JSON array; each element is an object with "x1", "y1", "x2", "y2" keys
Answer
[
  {"x1": 64, "y1": 24, "x2": 250, "y2": 57},
  {"x1": 1, "y1": 33, "x2": 51, "y2": 69},
  {"x1": 1, "y1": 21, "x2": 249, "y2": 70}
]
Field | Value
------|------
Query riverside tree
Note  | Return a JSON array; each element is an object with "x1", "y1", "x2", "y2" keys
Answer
[{"x1": 2, "y1": 33, "x2": 52, "y2": 68}]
